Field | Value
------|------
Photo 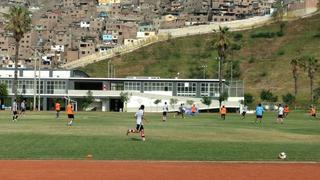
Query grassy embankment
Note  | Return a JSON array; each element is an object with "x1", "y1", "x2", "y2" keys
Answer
[{"x1": 79, "y1": 14, "x2": 320, "y2": 105}]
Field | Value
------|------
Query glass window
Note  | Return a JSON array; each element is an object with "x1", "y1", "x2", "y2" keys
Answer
[
  {"x1": 143, "y1": 82, "x2": 172, "y2": 91},
  {"x1": 177, "y1": 82, "x2": 197, "y2": 96}
]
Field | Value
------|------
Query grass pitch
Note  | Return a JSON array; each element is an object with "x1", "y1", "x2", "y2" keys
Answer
[{"x1": 0, "y1": 110, "x2": 319, "y2": 161}]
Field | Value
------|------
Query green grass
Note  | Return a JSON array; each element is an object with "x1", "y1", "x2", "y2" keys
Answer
[{"x1": 0, "y1": 111, "x2": 319, "y2": 161}]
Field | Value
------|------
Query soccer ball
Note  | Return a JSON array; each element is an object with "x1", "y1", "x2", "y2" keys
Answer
[{"x1": 278, "y1": 152, "x2": 287, "y2": 160}]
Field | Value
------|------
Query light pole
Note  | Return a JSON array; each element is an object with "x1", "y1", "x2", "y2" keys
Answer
[
  {"x1": 201, "y1": 65, "x2": 207, "y2": 79},
  {"x1": 217, "y1": 56, "x2": 223, "y2": 107},
  {"x1": 38, "y1": 55, "x2": 41, "y2": 111},
  {"x1": 33, "y1": 50, "x2": 37, "y2": 111}
]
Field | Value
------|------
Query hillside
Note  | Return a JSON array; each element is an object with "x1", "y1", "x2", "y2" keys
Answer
[{"x1": 79, "y1": 14, "x2": 320, "y2": 105}]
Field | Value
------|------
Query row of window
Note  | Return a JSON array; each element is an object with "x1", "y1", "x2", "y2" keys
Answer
[{"x1": 0, "y1": 80, "x2": 66, "y2": 94}]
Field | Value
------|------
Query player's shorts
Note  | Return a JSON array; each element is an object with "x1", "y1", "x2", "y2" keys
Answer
[
  {"x1": 163, "y1": 112, "x2": 167, "y2": 116},
  {"x1": 242, "y1": 112, "x2": 246, "y2": 116},
  {"x1": 256, "y1": 115, "x2": 263, "y2": 118},
  {"x1": 136, "y1": 124, "x2": 144, "y2": 131},
  {"x1": 56, "y1": 110, "x2": 60, "y2": 112},
  {"x1": 21, "y1": 108, "x2": 25, "y2": 112},
  {"x1": 68, "y1": 114, "x2": 74, "y2": 118},
  {"x1": 13, "y1": 111, "x2": 18, "y2": 115},
  {"x1": 311, "y1": 113, "x2": 316, "y2": 117},
  {"x1": 221, "y1": 114, "x2": 226, "y2": 117},
  {"x1": 278, "y1": 115, "x2": 283, "y2": 118}
]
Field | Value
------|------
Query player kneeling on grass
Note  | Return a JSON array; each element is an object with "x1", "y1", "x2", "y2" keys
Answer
[
  {"x1": 66, "y1": 102, "x2": 75, "y2": 126},
  {"x1": 127, "y1": 105, "x2": 147, "y2": 141}
]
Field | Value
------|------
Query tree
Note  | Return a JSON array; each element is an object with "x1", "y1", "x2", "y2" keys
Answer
[
  {"x1": 82, "y1": 90, "x2": 94, "y2": 110},
  {"x1": 260, "y1": 89, "x2": 277, "y2": 102},
  {"x1": 0, "y1": 83, "x2": 9, "y2": 107},
  {"x1": 4, "y1": 6, "x2": 32, "y2": 100},
  {"x1": 201, "y1": 96, "x2": 212, "y2": 112},
  {"x1": 313, "y1": 88, "x2": 320, "y2": 105},
  {"x1": 272, "y1": 0, "x2": 285, "y2": 22},
  {"x1": 219, "y1": 92, "x2": 229, "y2": 103},
  {"x1": 299, "y1": 55, "x2": 320, "y2": 103},
  {"x1": 290, "y1": 57, "x2": 301, "y2": 97},
  {"x1": 214, "y1": 26, "x2": 232, "y2": 107},
  {"x1": 282, "y1": 93, "x2": 295, "y2": 106},
  {"x1": 154, "y1": 99, "x2": 161, "y2": 111},
  {"x1": 186, "y1": 100, "x2": 194, "y2": 106},
  {"x1": 244, "y1": 93, "x2": 254, "y2": 107},
  {"x1": 120, "y1": 91, "x2": 131, "y2": 112},
  {"x1": 169, "y1": 98, "x2": 178, "y2": 110}
]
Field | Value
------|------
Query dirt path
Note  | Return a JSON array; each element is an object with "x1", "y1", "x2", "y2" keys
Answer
[{"x1": 0, "y1": 161, "x2": 319, "y2": 180}]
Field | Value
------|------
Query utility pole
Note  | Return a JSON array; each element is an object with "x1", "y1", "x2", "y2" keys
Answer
[
  {"x1": 33, "y1": 50, "x2": 37, "y2": 111},
  {"x1": 38, "y1": 55, "x2": 41, "y2": 111}
]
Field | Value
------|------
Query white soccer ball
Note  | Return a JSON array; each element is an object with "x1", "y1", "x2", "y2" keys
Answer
[{"x1": 278, "y1": 152, "x2": 287, "y2": 160}]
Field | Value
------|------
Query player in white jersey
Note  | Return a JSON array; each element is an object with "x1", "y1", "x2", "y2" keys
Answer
[
  {"x1": 277, "y1": 104, "x2": 284, "y2": 124},
  {"x1": 20, "y1": 100, "x2": 26, "y2": 117},
  {"x1": 12, "y1": 99, "x2": 18, "y2": 122},
  {"x1": 162, "y1": 102, "x2": 169, "y2": 122},
  {"x1": 126, "y1": 105, "x2": 147, "y2": 141}
]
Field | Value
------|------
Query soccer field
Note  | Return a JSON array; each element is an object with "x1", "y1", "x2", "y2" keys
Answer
[{"x1": 0, "y1": 111, "x2": 319, "y2": 161}]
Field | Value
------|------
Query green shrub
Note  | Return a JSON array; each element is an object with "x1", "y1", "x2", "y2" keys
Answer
[
  {"x1": 250, "y1": 32, "x2": 276, "y2": 38},
  {"x1": 233, "y1": 33, "x2": 243, "y2": 41}
]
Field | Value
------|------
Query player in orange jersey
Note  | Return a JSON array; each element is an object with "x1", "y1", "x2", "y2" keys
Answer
[
  {"x1": 220, "y1": 105, "x2": 227, "y2": 120},
  {"x1": 66, "y1": 102, "x2": 75, "y2": 126}
]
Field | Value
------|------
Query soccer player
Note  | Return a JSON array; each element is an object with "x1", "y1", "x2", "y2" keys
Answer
[
  {"x1": 12, "y1": 99, "x2": 18, "y2": 122},
  {"x1": 55, "y1": 101, "x2": 61, "y2": 118},
  {"x1": 310, "y1": 105, "x2": 317, "y2": 119},
  {"x1": 20, "y1": 100, "x2": 26, "y2": 117},
  {"x1": 241, "y1": 105, "x2": 248, "y2": 120},
  {"x1": 277, "y1": 104, "x2": 284, "y2": 124},
  {"x1": 126, "y1": 105, "x2": 147, "y2": 141},
  {"x1": 255, "y1": 103, "x2": 264, "y2": 123},
  {"x1": 66, "y1": 102, "x2": 75, "y2": 126},
  {"x1": 162, "y1": 102, "x2": 168, "y2": 122},
  {"x1": 220, "y1": 105, "x2": 227, "y2": 120},
  {"x1": 284, "y1": 105, "x2": 289, "y2": 118},
  {"x1": 191, "y1": 104, "x2": 197, "y2": 115},
  {"x1": 177, "y1": 103, "x2": 185, "y2": 119}
]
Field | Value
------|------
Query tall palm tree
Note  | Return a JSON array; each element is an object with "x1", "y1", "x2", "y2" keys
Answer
[
  {"x1": 299, "y1": 55, "x2": 320, "y2": 103},
  {"x1": 214, "y1": 26, "x2": 231, "y2": 106},
  {"x1": 4, "y1": 6, "x2": 32, "y2": 100},
  {"x1": 290, "y1": 57, "x2": 300, "y2": 97},
  {"x1": 272, "y1": 0, "x2": 285, "y2": 22}
]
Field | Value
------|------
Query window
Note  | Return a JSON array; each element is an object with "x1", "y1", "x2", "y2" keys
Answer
[
  {"x1": 124, "y1": 82, "x2": 141, "y2": 91},
  {"x1": 177, "y1": 82, "x2": 197, "y2": 96},
  {"x1": 143, "y1": 82, "x2": 172, "y2": 91}
]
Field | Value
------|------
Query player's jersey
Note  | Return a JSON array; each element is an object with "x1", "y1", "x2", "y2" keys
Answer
[
  {"x1": 163, "y1": 104, "x2": 168, "y2": 112},
  {"x1": 12, "y1": 102, "x2": 17, "y2": 111},
  {"x1": 55, "y1": 103, "x2": 61, "y2": 111},
  {"x1": 278, "y1": 107, "x2": 284, "y2": 115},
  {"x1": 67, "y1": 104, "x2": 74, "y2": 115},
  {"x1": 243, "y1": 106, "x2": 248, "y2": 113},
  {"x1": 220, "y1": 107, "x2": 227, "y2": 114},
  {"x1": 20, "y1": 102, "x2": 25, "y2": 109},
  {"x1": 135, "y1": 109, "x2": 144, "y2": 125},
  {"x1": 256, "y1": 106, "x2": 264, "y2": 116}
]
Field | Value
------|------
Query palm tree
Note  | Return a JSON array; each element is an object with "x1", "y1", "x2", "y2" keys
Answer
[
  {"x1": 4, "y1": 6, "x2": 32, "y2": 100},
  {"x1": 214, "y1": 26, "x2": 231, "y2": 106},
  {"x1": 299, "y1": 55, "x2": 320, "y2": 103},
  {"x1": 272, "y1": 0, "x2": 285, "y2": 22},
  {"x1": 290, "y1": 57, "x2": 300, "y2": 97}
]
